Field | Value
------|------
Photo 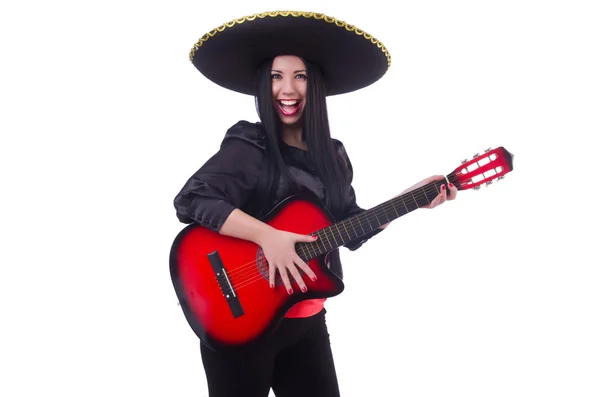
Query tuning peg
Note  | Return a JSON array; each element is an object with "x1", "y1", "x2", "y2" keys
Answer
[
  {"x1": 497, "y1": 175, "x2": 505, "y2": 181},
  {"x1": 484, "y1": 147, "x2": 492, "y2": 152},
  {"x1": 461, "y1": 159, "x2": 468, "y2": 164},
  {"x1": 473, "y1": 185, "x2": 481, "y2": 190},
  {"x1": 473, "y1": 153, "x2": 480, "y2": 159},
  {"x1": 486, "y1": 180, "x2": 494, "y2": 186}
]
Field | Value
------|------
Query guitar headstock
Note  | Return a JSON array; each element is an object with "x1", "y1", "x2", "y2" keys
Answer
[{"x1": 449, "y1": 147, "x2": 514, "y2": 191}]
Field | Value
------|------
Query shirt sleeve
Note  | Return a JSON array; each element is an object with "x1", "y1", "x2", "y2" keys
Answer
[
  {"x1": 334, "y1": 139, "x2": 384, "y2": 251},
  {"x1": 173, "y1": 121, "x2": 266, "y2": 232}
]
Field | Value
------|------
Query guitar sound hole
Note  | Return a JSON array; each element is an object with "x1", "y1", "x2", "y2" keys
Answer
[{"x1": 256, "y1": 247, "x2": 306, "y2": 287}]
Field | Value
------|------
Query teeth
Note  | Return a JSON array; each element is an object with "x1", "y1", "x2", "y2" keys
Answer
[{"x1": 280, "y1": 100, "x2": 299, "y2": 106}]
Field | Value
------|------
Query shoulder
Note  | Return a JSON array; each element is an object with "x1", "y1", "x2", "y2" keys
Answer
[
  {"x1": 331, "y1": 138, "x2": 345, "y2": 152},
  {"x1": 222, "y1": 120, "x2": 267, "y2": 152},
  {"x1": 331, "y1": 138, "x2": 352, "y2": 170}
]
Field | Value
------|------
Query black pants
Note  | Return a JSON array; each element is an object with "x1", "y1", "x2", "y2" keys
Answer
[{"x1": 200, "y1": 309, "x2": 340, "y2": 397}]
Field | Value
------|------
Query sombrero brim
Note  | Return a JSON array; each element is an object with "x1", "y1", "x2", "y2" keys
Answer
[{"x1": 189, "y1": 11, "x2": 391, "y2": 96}]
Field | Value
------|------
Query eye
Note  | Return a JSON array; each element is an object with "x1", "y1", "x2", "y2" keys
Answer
[
  {"x1": 295, "y1": 74, "x2": 307, "y2": 80},
  {"x1": 271, "y1": 74, "x2": 281, "y2": 80}
]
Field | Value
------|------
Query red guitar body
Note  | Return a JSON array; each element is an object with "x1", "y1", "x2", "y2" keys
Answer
[{"x1": 170, "y1": 195, "x2": 343, "y2": 352}]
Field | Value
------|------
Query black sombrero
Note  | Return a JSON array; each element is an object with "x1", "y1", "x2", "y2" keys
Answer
[{"x1": 189, "y1": 10, "x2": 391, "y2": 96}]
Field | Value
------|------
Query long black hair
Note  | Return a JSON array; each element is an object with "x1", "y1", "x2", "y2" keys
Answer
[{"x1": 250, "y1": 57, "x2": 348, "y2": 218}]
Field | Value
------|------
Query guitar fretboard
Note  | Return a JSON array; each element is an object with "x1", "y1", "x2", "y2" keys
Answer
[{"x1": 295, "y1": 179, "x2": 452, "y2": 261}]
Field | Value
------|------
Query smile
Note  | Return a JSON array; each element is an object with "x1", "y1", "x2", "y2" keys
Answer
[{"x1": 276, "y1": 99, "x2": 302, "y2": 116}]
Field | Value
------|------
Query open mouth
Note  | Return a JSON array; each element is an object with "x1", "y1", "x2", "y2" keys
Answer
[{"x1": 276, "y1": 99, "x2": 302, "y2": 116}]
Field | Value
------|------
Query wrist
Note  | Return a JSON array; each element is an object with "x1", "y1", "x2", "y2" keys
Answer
[{"x1": 255, "y1": 224, "x2": 277, "y2": 246}]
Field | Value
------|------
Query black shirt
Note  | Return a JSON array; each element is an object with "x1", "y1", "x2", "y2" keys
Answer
[{"x1": 173, "y1": 120, "x2": 383, "y2": 278}]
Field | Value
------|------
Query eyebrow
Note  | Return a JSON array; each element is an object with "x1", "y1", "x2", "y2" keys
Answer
[{"x1": 271, "y1": 69, "x2": 307, "y2": 73}]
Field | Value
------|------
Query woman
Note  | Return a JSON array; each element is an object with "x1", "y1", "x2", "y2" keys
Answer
[{"x1": 173, "y1": 11, "x2": 458, "y2": 397}]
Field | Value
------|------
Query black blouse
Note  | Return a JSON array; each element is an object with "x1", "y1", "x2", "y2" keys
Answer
[{"x1": 173, "y1": 120, "x2": 383, "y2": 278}]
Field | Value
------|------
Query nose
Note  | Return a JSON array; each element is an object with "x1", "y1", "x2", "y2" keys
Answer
[{"x1": 280, "y1": 75, "x2": 296, "y2": 95}]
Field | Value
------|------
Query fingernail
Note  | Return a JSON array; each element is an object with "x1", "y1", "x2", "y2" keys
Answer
[
  {"x1": 313, "y1": 236, "x2": 318, "y2": 240},
  {"x1": 270, "y1": 282, "x2": 274, "y2": 288},
  {"x1": 449, "y1": 183, "x2": 454, "y2": 187},
  {"x1": 311, "y1": 276, "x2": 317, "y2": 281},
  {"x1": 288, "y1": 288, "x2": 293, "y2": 295},
  {"x1": 301, "y1": 286, "x2": 307, "y2": 293},
  {"x1": 441, "y1": 185, "x2": 446, "y2": 190}
]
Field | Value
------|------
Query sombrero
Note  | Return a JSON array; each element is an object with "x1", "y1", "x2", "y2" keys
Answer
[{"x1": 189, "y1": 10, "x2": 391, "y2": 96}]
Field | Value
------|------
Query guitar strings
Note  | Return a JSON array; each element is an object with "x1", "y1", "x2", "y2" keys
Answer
[
  {"x1": 225, "y1": 180, "x2": 451, "y2": 286},
  {"x1": 225, "y1": 180, "x2": 450, "y2": 286},
  {"x1": 214, "y1": 181, "x2": 454, "y2": 291},
  {"x1": 218, "y1": 159, "x2": 505, "y2": 287},
  {"x1": 230, "y1": 184, "x2": 452, "y2": 291}
]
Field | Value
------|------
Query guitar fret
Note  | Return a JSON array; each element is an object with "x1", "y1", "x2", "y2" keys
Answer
[
  {"x1": 372, "y1": 212, "x2": 379, "y2": 227},
  {"x1": 316, "y1": 230, "x2": 326, "y2": 254},
  {"x1": 348, "y1": 218, "x2": 358, "y2": 237},
  {"x1": 306, "y1": 239, "x2": 315, "y2": 259},
  {"x1": 340, "y1": 220, "x2": 351, "y2": 241},
  {"x1": 384, "y1": 208, "x2": 391, "y2": 223},
  {"x1": 365, "y1": 215, "x2": 373, "y2": 230},
  {"x1": 421, "y1": 187, "x2": 430, "y2": 203},
  {"x1": 331, "y1": 225, "x2": 341, "y2": 246},
  {"x1": 391, "y1": 201, "x2": 399, "y2": 217},
  {"x1": 400, "y1": 197, "x2": 409, "y2": 213},
  {"x1": 323, "y1": 229, "x2": 333, "y2": 249},
  {"x1": 357, "y1": 217, "x2": 366, "y2": 234},
  {"x1": 341, "y1": 223, "x2": 350, "y2": 240}
]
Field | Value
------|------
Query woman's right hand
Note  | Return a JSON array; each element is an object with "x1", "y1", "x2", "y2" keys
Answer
[{"x1": 258, "y1": 229, "x2": 319, "y2": 294}]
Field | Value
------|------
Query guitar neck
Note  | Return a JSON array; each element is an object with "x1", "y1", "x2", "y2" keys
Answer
[{"x1": 296, "y1": 178, "x2": 452, "y2": 261}]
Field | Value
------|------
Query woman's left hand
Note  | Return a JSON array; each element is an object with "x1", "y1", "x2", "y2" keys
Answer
[{"x1": 401, "y1": 175, "x2": 458, "y2": 209}]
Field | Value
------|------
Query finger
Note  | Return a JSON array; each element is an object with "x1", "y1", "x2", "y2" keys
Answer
[
  {"x1": 440, "y1": 186, "x2": 448, "y2": 204},
  {"x1": 426, "y1": 191, "x2": 445, "y2": 209},
  {"x1": 297, "y1": 234, "x2": 319, "y2": 243},
  {"x1": 294, "y1": 254, "x2": 317, "y2": 283},
  {"x1": 268, "y1": 258, "x2": 276, "y2": 288},
  {"x1": 277, "y1": 264, "x2": 294, "y2": 295},
  {"x1": 436, "y1": 186, "x2": 448, "y2": 205},
  {"x1": 287, "y1": 262, "x2": 307, "y2": 293}
]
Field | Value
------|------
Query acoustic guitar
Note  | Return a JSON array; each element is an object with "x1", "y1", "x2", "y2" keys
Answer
[{"x1": 170, "y1": 147, "x2": 514, "y2": 351}]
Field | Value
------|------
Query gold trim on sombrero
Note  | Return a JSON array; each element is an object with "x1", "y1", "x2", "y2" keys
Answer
[{"x1": 189, "y1": 10, "x2": 391, "y2": 70}]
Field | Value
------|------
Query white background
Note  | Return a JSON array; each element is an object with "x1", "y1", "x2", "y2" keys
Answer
[{"x1": 2, "y1": 0, "x2": 599, "y2": 396}]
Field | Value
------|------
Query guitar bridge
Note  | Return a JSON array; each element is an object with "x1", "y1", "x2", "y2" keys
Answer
[{"x1": 207, "y1": 251, "x2": 244, "y2": 318}]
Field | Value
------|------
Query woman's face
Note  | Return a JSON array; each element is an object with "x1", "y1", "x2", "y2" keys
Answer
[{"x1": 271, "y1": 55, "x2": 307, "y2": 126}]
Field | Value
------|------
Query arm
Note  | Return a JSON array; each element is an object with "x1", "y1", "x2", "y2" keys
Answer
[
  {"x1": 332, "y1": 141, "x2": 458, "y2": 248},
  {"x1": 173, "y1": 121, "x2": 269, "y2": 237},
  {"x1": 218, "y1": 208, "x2": 277, "y2": 245},
  {"x1": 333, "y1": 140, "x2": 385, "y2": 251}
]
